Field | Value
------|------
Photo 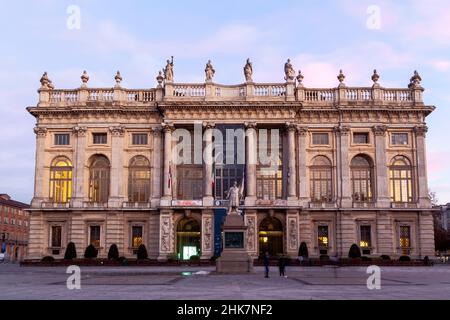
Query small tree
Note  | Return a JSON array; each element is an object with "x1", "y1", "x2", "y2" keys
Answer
[
  {"x1": 84, "y1": 244, "x2": 98, "y2": 259},
  {"x1": 108, "y1": 244, "x2": 119, "y2": 260},
  {"x1": 64, "y1": 242, "x2": 77, "y2": 260},
  {"x1": 137, "y1": 244, "x2": 148, "y2": 260},
  {"x1": 348, "y1": 244, "x2": 361, "y2": 259},
  {"x1": 298, "y1": 242, "x2": 309, "y2": 258}
]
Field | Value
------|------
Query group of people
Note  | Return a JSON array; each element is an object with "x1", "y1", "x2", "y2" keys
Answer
[{"x1": 263, "y1": 251, "x2": 288, "y2": 278}]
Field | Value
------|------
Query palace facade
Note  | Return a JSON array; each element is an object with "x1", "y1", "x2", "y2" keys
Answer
[{"x1": 26, "y1": 60, "x2": 436, "y2": 260}]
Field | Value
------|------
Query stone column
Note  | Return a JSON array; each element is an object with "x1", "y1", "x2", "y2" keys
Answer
[
  {"x1": 31, "y1": 127, "x2": 47, "y2": 207},
  {"x1": 201, "y1": 210, "x2": 214, "y2": 259},
  {"x1": 108, "y1": 126, "x2": 125, "y2": 208},
  {"x1": 415, "y1": 126, "x2": 431, "y2": 208},
  {"x1": 335, "y1": 126, "x2": 352, "y2": 208},
  {"x1": 286, "y1": 210, "x2": 299, "y2": 256},
  {"x1": 161, "y1": 123, "x2": 174, "y2": 205},
  {"x1": 203, "y1": 122, "x2": 215, "y2": 206},
  {"x1": 71, "y1": 126, "x2": 87, "y2": 208},
  {"x1": 245, "y1": 122, "x2": 257, "y2": 206},
  {"x1": 245, "y1": 210, "x2": 258, "y2": 258},
  {"x1": 151, "y1": 128, "x2": 162, "y2": 207},
  {"x1": 373, "y1": 125, "x2": 390, "y2": 208},
  {"x1": 297, "y1": 126, "x2": 309, "y2": 207},
  {"x1": 286, "y1": 123, "x2": 297, "y2": 204},
  {"x1": 158, "y1": 210, "x2": 174, "y2": 261}
]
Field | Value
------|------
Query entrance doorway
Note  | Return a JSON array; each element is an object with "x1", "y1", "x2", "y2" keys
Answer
[
  {"x1": 259, "y1": 217, "x2": 283, "y2": 257},
  {"x1": 176, "y1": 218, "x2": 201, "y2": 260}
]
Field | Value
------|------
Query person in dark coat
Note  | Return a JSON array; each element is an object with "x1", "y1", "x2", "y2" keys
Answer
[
  {"x1": 278, "y1": 256, "x2": 286, "y2": 277},
  {"x1": 263, "y1": 252, "x2": 270, "y2": 278}
]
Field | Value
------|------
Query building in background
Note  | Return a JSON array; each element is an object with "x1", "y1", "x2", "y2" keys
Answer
[
  {"x1": 437, "y1": 203, "x2": 450, "y2": 231},
  {"x1": 25, "y1": 60, "x2": 436, "y2": 261},
  {"x1": 0, "y1": 194, "x2": 30, "y2": 261}
]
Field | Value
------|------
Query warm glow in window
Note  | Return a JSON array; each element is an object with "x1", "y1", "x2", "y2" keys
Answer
[
  {"x1": 399, "y1": 226, "x2": 411, "y2": 248},
  {"x1": 390, "y1": 157, "x2": 413, "y2": 203},
  {"x1": 318, "y1": 225, "x2": 329, "y2": 247},
  {"x1": 49, "y1": 157, "x2": 73, "y2": 203}
]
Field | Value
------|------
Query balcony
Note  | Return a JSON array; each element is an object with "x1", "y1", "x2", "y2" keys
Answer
[
  {"x1": 391, "y1": 202, "x2": 418, "y2": 209},
  {"x1": 83, "y1": 202, "x2": 108, "y2": 208},
  {"x1": 309, "y1": 202, "x2": 337, "y2": 209},
  {"x1": 41, "y1": 202, "x2": 70, "y2": 209},
  {"x1": 353, "y1": 202, "x2": 376, "y2": 209},
  {"x1": 123, "y1": 202, "x2": 152, "y2": 209}
]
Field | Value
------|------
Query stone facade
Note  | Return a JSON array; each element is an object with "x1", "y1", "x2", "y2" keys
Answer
[{"x1": 26, "y1": 63, "x2": 436, "y2": 260}]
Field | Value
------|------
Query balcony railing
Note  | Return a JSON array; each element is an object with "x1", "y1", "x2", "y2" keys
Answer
[
  {"x1": 123, "y1": 202, "x2": 152, "y2": 209},
  {"x1": 391, "y1": 202, "x2": 418, "y2": 209}
]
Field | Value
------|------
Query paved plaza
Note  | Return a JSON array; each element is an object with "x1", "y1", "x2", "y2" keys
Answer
[{"x1": 0, "y1": 263, "x2": 449, "y2": 300}]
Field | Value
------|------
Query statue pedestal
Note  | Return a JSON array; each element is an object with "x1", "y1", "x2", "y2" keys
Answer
[{"x1": 216, "y1": 212, "x2": 253, "y2": 274}]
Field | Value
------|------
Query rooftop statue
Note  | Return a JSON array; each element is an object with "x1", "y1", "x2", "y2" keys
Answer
[
  {"x1": 244, "y1": 58, "x2": 253, "y2": 82},
  {"x1": 205, "y1": 60, "x2": 215, "y2": 82},
  {"x1": 284, "y1": 59, "x2": 295, "y2": 81},
  {"x1": 164, "y1": 56, "x2": 174, "y2": 82}
]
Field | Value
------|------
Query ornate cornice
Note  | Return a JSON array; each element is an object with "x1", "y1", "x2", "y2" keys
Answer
[{"x1": 33, "y1": 126, "x2": 47, "y2": 137}]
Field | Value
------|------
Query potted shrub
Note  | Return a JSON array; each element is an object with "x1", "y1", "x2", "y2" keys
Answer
[
  {"x1": 137, "y1": 244, "x2": 148, "y2": 260},
  {"x1": 399, "y1": 255, "x2": 411, "y2": 262},
  {"x1": 108, "y1": 244, "x2": 119, "y2": 260},
  {"x1": 64, "y1": 242, "x2": 77, "y2": 260},
  {"x1": 84, "y1": 244, "x2": 98, "y2": 259},
  {"x1": 348, "y1": 244, "x2": 362, "y2": 259}
]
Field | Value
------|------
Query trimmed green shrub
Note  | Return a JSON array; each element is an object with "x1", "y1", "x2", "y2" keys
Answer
[
  {"x1": 298, "y1": 242, "x2": 309, "y2": 258},
  {"x1": 348, "y1": 244, "x2": 362, "y2": 259},
  {"x1": 64, "y1": 242, "x2": 77, "y2": 260},
  {"x1": 41, "y1": 256, "x2": 55, "y2": 262},
  {"x1": 107, "y1": 244, "x2": 119, "y2": 260},
  {"x1": 84, "y1": 244, "x2": 98, "y2": 259},
  {"x1": 137, "y1": 244, "x2": 148, "y2": 260},
  {"x1": 399, "y1": 255, "x2": 411, "y2": 262}
]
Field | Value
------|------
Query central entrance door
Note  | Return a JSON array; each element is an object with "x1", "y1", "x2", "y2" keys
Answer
[
  {"x1": 176, "y1": 218, "x2": 201, "y2": 260},
  {"x1": 259, "y1": 217, "x2": 283, "y2": 257}
]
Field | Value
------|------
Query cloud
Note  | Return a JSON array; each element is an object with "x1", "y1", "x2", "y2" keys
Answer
[{"x1": 429, "y1": 60, "x2": 450, "y2": 72}]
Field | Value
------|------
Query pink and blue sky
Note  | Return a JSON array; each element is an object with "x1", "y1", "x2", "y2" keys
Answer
[{"x1": 0, "y1": 0, "x2": 449, "y2": 203}]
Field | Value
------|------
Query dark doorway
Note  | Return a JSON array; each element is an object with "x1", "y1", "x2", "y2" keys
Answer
[{"x1": 259, "y1": 217, "x2": 283, "y2": 256}]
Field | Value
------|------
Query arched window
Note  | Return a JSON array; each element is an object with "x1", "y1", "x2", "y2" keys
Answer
[
  {"x1": 351, "y1": 155, "x2": 374, "y2": 202},
  {"x1": 88, "y1": 155, "x2": 110, "y2": 203},
  {"x1": 128, "y1": 156, "x2": 151, "y2": 203},
  {"x1": 310, "y1": 156, "x2": 333, "y2": 202},
  {"x1": 390, "y1": 156, "x2": 413, "y2": 203},
  {"x1": 49, "y1": 157, "x2": 73, "y2": 203}
]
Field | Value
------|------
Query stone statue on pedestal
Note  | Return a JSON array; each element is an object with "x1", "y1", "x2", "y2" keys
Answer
[
  {"x1": 226, "y1": 181, "x2": 242, "y2": 215},
  {"x1": 284, "y1": 59, "x2": 295, "y2": 81},
  {"x1": 244, "y1": 58, "x2": 253, "y2": 82},
  {"x1": 164, "y1": 56, "x2": 174, "y2": 82}
]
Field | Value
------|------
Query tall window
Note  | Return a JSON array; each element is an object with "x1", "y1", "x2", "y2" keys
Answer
[
  {"x1": 51, "y1": 225, "x2": 62, "y2": 255},
  {"x1": 399, "y1": 225, "x2": 411, "y2": 255},
  {"x1": 351, "y1": 155, "x2": 373, "y2": 202},
  {"x1": 310, "y1": 156, "x2": 333, "y2": 202},
  {"x1": 256, "y1": 130, "x2": 283, "y2": 200},
  {"x1": 88, "y1": 155, "x2": 110, "y2": 203},
  {"x1": 360, "y1": 225, "x2": 372, "y2": 248},
  {"x1": 132, "y1": 226, "x2": 143, "y2": 248},
  {"x1": 177, "y1": 166, "x2": 203, "y2": 200},
  {"x1": 90, "y1": 225, "x2": 100, "y2": 248},
  {"x1": 128, "y1": 156, "x2": 151, "y2": 202},
  {"x1": 49, "y1": 157, "x2": 73, "y2": 203},
  {"x1": 389, "y1": 156, "x2": 413, "y2": 203},
  {"x1": 318, "y1": 225, "x2": 329, "y2": 254}
]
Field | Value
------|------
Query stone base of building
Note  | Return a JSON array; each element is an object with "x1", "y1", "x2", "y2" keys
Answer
[{"x1": 216, "y1": 253, "x2": 254, "y2": 273}]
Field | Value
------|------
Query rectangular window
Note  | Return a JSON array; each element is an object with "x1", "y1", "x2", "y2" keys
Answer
[
  {"x1": 132, "y1": 226, "x2": 143, "y2": 248},
  {"x1": 93, "y1": 133, "x2": 107, "y2": 144},
  {"x1": 90, "y1": 226, "x2": 101, "y2": 248},
  {"x1": 312, "y1": 133, "x2": 329, "y2": 145},
  {"x1": 360, "y1": 225, "x2": 372, "y2": 248},
  {"x1": 318, "y1": 225, "x2": 329, "y2": 248},
  {"x1": 353, "y1": 132, "x2": 369, "y2": 144},
  {"x1": 399, "y1": 225, "x2": 411, "y2": 254},
  {"x1": 392, "y1": 133, "x2": 408, "y2": 145},
  {"x1": 132, "y1": 133, "x2": 148, "y2": 145},
  {"x1": 51, "y1": 226, "x2": 62, "y2": 248},
  {"x1": 177, "y1": 166, "x2": 203, "y2": 200},
  {"x1": 54, "y1": 134, "x2": 70, "y2": 146}
]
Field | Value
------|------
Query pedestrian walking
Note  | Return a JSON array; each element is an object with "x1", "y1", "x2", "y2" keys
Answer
[
  {"x1": 263, "y1": 252, "x2": 270, "y2": 278},
  {"x1": 278, "y1": 256, "x2": 287, "y2": 277}
]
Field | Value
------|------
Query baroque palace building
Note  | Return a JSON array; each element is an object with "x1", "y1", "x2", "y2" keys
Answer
[{"x1": 26, "y1": 59, "x2": 435, "y2": 260}]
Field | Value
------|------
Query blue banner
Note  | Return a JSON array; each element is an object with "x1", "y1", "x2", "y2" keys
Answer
[{"x1": 213, "y1": 209, "x2": 227, "y2": 257}]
